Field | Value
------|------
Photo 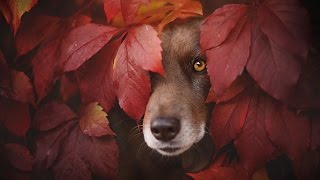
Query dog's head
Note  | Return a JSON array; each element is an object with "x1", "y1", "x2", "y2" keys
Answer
[{"x1": 143, "y1": 18, "x2": 211, "y2": 156}]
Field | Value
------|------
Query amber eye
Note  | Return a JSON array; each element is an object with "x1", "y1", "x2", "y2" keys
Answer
[{"x1": 193, "y1": 60, "x2": 206, "y2": 72}]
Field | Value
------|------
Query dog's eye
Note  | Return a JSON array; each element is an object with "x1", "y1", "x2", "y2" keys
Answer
[{"x1": 193, "y1": 60, "x2": 206, "y2": 72}]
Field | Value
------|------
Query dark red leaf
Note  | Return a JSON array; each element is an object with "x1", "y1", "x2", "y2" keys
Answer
[
  {"x1": 10, "y1": 70, "x2": 35, "y2": 105},
  {"x1": 205, "y1": 18, "x2": 250, "y2": 95},
  {"x1": 79, "y1": 41, "x2": 119, "y2": 112},
  {"x1": 289, "y1": 53, "x2": 320, "y2": 109},
  {"x1": 0, "y1": 51, "x2": 10, "y2": 89},
  {"x1": 201, "y1": 1, "x2": 310, "y2": 102},
  {"x1": 0, "y1": 165, "x2": 30, "y2": 180},
  {"x1": 4, "y1": 143, "x2": 34, "y2": 171},
  {"x1": 0, "y1": 53, "x2": 34, "y2": 104},
  {"x1": 15, "y1": 14, "x2": 60, "y2": 56},
  {"x1": 70, "y1": 15, "x2": 92, "y2": 28},
  {"x1": 0, "y1": 1, "x2": 11, "y2": 25},
  {"x1": 79, "y1": 102, "x2": 115, "y2": 137},
  {"x1": 7, "y1": 0, "x2": 38, "y2": 35},
  {"x1": 246, "y1": 1, "x2": 309, "y2": 102},
  {"x1": 52, "y1": 124, "x2": 118, "y2": 179},
  {"x1": 200, "y1": 4, "x2": 248, "y2": 50},
  {"x1": 32, "y1": 40, "x2": 61, "y2": 102},
  {"x1": 260, "y1": 0, "x2": 310, "y2": 60},
  {"x1": 0, "y1": 98, "x2": 30, "y2": 136},
  {"x1": 120, "y1": 0, "x2": 150, "y2": 24},
  {"x1": 247, "y1": 19, "x2": 300, "y2": 104},
  {"x1": 59, "y1": 74, "x2": 79, "y2": 102},
  {"x1": 34, "y1": 121, "x2": 75, "y2": 170},
  {"x1": 210, "y1": 87, "x2": 251, "y2": 148},
  {"x1": 211, "y1": 86, "x2": 276, "y2": 172},
  {"x1": 311, "y1": 117, "x2": 320, "y2": 150},
  {"x1": 103, "y1": 0, "x2": 121, "y2": 22},
  {"x1": 293, "y1": 150, "x2": 320, "y2": 180},
  {"x1": 31, "y1": 15, "x2": 92, "y2": 102},
  {"x1": 33, "y1": 101, "x2": 77, "y2": 131},
  {"x1": 265, "y1": 105, "x2": 310, "y2": 160},
  {"x1": 206, "y1": 71, "x2": 253, "y2": 103},
  {"x1": 62, "y1": 23, "x2": 119, "y2": 72}
]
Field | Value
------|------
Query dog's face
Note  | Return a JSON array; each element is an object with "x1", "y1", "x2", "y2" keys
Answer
[{"x1": 143, "y1": 19, "x2": 210, "y2": 156}]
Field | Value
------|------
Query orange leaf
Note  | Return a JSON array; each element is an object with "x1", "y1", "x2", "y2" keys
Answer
[
  {"x1": 7, "y1": 0, "x2": 38, "y2": 35},
  {"x1": 79, "y1": 102, "x2": 115, "y2": 137}
]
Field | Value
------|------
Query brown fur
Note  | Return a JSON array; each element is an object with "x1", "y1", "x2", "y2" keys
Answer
[
  {"x1": 144, "y1": 18, "x2": 210, "y2": 126},
  {"x1": 110, "y1": 18, "x2": 214, "y2": 179},
  {"x1": 143, "y1": 18, "x2": 211, "y2": 154}
]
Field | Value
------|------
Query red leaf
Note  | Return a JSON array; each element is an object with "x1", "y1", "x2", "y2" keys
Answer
[
  {"x1": 200, "y1": 4, "x2": 248, "y2": 50},
  {"x1": 32, "y1": 40, "x2": 61, "y2": 102},
  {"x1": 120, "y1": 0, "x2": 150, "y2": 24},
  {"x1": 205, "y1": 18, "x2": 250, "y2": 95},
  {"x1": 33, "y1": 101, "x2": 77, "y2": 131},
  {"x1": 265, "y1": 105, "x2": 310, "y2": 160},
  {"x1": 15, "y1": 14, "x2": 60, "y2": 56},
  {"x1": 211, "y1": 86, "x2": 276, "y2": 172},
  {"x1": 259, "y1": 0, "x2": 309, "y2": 60},
  {"x1": 10, "y1": 70, "x2": 35, "y2": 105},
  {"x1": 0, "y1": 1, "x2": 11, "y2": 26},
  {"x1": 210, "y1": 86, "x2": 251, "y2": 148},
  {"x1": 201, "y1": 1, "x2": 310, "y2": 102},
  {"x1": 7, "y1": 0, "x2": 38, "y2": 35},
  {"x1": 207, "y1": 73, "x2": 253, "y2": 103},
  {"x1": 122, "y1": 25, "x2": 164, "y2": 75},
  {"x1": 234, "y1": 88, "x2": 275, "y2": 172},
  {"x1": 189, "y1": 166, "x2": 248, "y2": 180},
  {"x1": 103, "y1": 0, "x2": 121, "y2": 22},
  {"x1": 0, "y1": 98, "x2": 30, "y2": 136},
  {"x1": 114, "y1": 27, "x2": 160, "y2": 119},
  {"x1": 52, "y1": 124, "x2": 118, "y2": 179},
  {"x1": 79, "y1": 102, "x2": 115, "y2": 137},
  {"x1": 34, "y1": 121, "x2": 74, "y2": 170},
  {"x1": 289, "y1": 54, "x2": 320, "y2": 109},
  {"x1": 189, "y1": 153, "x2": 248, "y2": 180},
  {"x1": 62, "y1": 23, "x2": 119, "y2": 72},
  {"x1": 311, "y1": 117, "x2": 320, "y2": 150},
  {"x1": 31, "y1": 15, "x2": 92, "y2": 102},
  {"x1": 0, "y1": 51, "x2": 10, "y2": 89},
  {"x1": 200, "y1": 4, "x2": 250, "y2": 95},
  {"x1": 79, "y1": 41, "x2": 119, "y2": 112},
  {"x1": 293, "y1": 150, "x2": 320, "y2": 180},
  {"x1": 246, "y1": 1, "x2": 309, "y2": 102},
  {"x1": 4, "y1": 143, "x2": 34, "y2": 171},
  {"x1": 59, "y1": 74, "x2": 79, "y2": 102}
]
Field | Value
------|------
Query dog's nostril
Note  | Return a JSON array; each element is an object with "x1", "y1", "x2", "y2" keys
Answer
[
  {"x1": 150, "y1": 117, "x2": 180, "y2": 142},
  {"x1": 151, "y1": 128, "x2": 160, "y2": 134}
]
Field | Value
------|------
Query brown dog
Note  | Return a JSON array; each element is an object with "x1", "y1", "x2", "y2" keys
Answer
[
  {"x1": 110, "y1": 18, "x2": 214, "y2": 179},
  {"x1": 142, "y1": 18, "x2": 211, "y2": 157}
]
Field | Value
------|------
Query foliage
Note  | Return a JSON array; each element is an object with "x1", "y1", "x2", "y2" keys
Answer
[{"x1": 0, "y1": 0, "x2": 319, "y2": 179}]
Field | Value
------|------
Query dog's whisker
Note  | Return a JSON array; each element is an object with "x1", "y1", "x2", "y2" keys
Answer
[
  {"x1": 136, "y1": 141, "x2": 146, "y2": 158},
  {"x1": 128, "y1": 132, "x2": 143, "y2": 143},
  {"x1": 111, "y1": 118, "x2": 132, "y2": 127}
]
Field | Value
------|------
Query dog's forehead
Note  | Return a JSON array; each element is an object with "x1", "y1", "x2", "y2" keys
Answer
[{"x1": 160, "y1": 19, "x2": 201, "y2": 63}]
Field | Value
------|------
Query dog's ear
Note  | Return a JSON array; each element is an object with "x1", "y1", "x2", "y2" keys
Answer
[{"x1": 181, "y1": 133, "x2": 215, "y2": 173}]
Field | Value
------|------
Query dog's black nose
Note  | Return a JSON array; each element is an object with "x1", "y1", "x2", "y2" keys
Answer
[{"x1": 150, "y1": 117, "x2": 180, "y2": 142}]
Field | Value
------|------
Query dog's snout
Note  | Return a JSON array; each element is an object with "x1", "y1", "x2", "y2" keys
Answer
[{"x1": 150, "y1": 117, "x2": 180, "y2": 142}]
